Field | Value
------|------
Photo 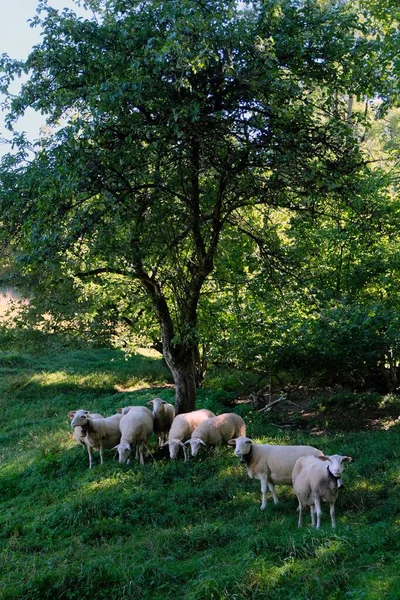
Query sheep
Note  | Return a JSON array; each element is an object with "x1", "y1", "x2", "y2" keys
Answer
[
  {"x1": 147, "y1": 397, "x2": 175, "y2": 447},
  {"x1": 292, "y1": 453, "x2": 352, "y2": 529},
  {"x1": 70, "y1": 409, "x2": 122, "y2": 468},
  {"x1": 228, "y1": 436, "x2": 323, "y2": 510},
  {"x1": 185, "y1": 413, "x2": 246, "y2": 457},
  {"x1": 162, "y1": 408, "x2": 216, "y2": 462},
  {"x1": 68, "y1": 410, "x2": 104, "y2": 448},
  {"x1": 113, "y1": 406, "x2": 154, "y2": 465}
]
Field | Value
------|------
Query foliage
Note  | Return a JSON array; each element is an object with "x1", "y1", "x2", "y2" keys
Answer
[
  {"x1": 1, "y1": 346, "x2": 400, "y2": 599},
  {"x1": 1, "y1": 0, "x2": 399, "y2": 407}
]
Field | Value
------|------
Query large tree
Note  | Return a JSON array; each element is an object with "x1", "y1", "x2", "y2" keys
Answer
[{"x1": 0, "y1": 0, "x2": 393, "y2": 412}]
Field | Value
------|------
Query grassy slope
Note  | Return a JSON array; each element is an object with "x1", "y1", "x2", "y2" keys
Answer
[{"x1": 0, "y1": 348, "x2": 399, "y2": 600}]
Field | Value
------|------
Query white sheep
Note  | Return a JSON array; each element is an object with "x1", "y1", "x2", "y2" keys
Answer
[
  {"x1": 185, "y1": 413, "x2": 246, "y2": 457},
  {"x1": 292, "y1": 453, "x2": 352, "y2": 529},
  {"x1": 147, "y1": 398, "x2": 175, "y2": 447},
  {"x1": 68, "y1": 410, "x2": 104, "y2": 447},
  {"x1": 162, "y1": 408, "x2": 216, "y2": 462},
  {"x1": 228, "y1": 436, "x2": 323, "y2": 510},
  {"x1": 70, "y1": 409, "x2": 122, "y2": 468},
  {"x1": 113, "y1": 406, "x2": 154, "y2": 465}
]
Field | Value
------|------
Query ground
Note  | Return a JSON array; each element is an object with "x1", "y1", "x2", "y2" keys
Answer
[{"x1": 240, "y1": 386, "x2": 400, "y2": 433}]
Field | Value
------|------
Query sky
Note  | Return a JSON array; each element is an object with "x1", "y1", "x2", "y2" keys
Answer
[{"x1": 0, "y1": 0, "x2": 89, "y2": 155}]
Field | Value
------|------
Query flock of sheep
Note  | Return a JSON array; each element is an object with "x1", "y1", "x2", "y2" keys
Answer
[{"x1": 68, "y1": 399, "x2": 352, "y2": 529}]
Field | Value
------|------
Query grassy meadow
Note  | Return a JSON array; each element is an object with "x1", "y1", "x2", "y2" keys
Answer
[{"x1": 0, "y1": 346, "x2": 400, "y2": 599}]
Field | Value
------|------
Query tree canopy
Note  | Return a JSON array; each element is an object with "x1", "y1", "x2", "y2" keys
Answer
[{"x1": 1, "y1": 0, "x2": 399, "y2": 410}]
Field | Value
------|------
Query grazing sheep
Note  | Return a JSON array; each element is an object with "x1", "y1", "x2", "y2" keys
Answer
[
  {"x1": 70, "y1": 409, "x2": 122, "y2": 469},
  {"x1": 292, "y1": 453, "x2": 352, "y2": 529},
  {"x1": 228, "y1": 436, "x2": 323, "y2": 510},
  {"x1": 147, "y1": 398, "x2": 175, "y2": 447},
  {"x1": 162, "y1": 408, "x2": 216, "y2": 462},
  {"x1": 68, "y1": 410, "x2": 104, "y2": 447},
  {"x1": 114, "y1": 406, "x2": 154, "y2": 465},
  {"x1": 186, "y1": 413, "x2": 246, "y2": 457}
]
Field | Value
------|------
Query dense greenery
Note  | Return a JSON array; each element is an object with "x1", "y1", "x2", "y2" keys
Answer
[
  {"x1": 1, "y1": 0, "x2": 400, "y2": 408},
  {"x1": 1, "y1": 347, "x2": 400, "y2": 600}
]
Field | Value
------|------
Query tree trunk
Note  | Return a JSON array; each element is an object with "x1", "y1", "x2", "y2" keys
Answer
[{"x1": 163, "y1": 342, "x2": 198, "y2": 414}]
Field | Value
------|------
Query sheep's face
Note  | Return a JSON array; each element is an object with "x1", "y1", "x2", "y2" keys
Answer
[
  {"x1": 117, "y1": 442, "x2": 132, "y2": 464},
  {"x1": 148, "y1": 398, "x2": 165, "y2": 414},
  {"x1": 167, "y1": 439, "x2": 184, "y2": 459},
  {"x1": 227, "y1": 436, "x2": 253, "y2": 458},
  {"x1": 186, "y1": 438, "x2": 205, "y2": 457},
  {"x1": 321, "y1": 454, "x2": 352, "y2": 478},
  {"x1": 71, "y1": 410, "x2": 89, "y2": 428}
]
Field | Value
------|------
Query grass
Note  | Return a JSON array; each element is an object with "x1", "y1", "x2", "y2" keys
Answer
[{"x1": 1, "y1": 346, "x2": 400, "y2": 599}]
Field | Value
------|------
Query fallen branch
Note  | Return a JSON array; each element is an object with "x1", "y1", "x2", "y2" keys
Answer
[{"x1": 258, "y1": 394, "x2": 287, "y2": 413}]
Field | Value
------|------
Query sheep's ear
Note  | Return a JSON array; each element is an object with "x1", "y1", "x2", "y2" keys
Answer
[
  {"x1": 160, "y1": 441, "x2": 169, "y2": 448},
  {"x1": 68, "y1": 411, "x2": 76, "y2": 419},
  {"x1": 184, "y1": 440, "x2": 191, "y2": 446},
  {"x1": 227, "y1": 439, "x2": 236, "y2": 446},
  {"x1": 147, "y1": 400, "x2": 154, "y2": 406},
  {"x1": 178, "y1": 441, "x2": 187, "y2": 448},
  {"x1": 199, "y1": 439, "x2": 206, "y2": 446},
  {"x1": 343, "y1": 456, "x2": 353, "y2": 463},
  {"x1": 112, "y1": 445, "x2": 120, "y2": 450},
  {"x1": 116, "y1": 408, "x2": 122, "y2": 413},
  {"x1": 317, "y1": 455, "x2": 329, "y2": 462}
]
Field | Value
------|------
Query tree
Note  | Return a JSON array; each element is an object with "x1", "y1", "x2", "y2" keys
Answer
[{"x1": 0, "y1": 0, "x2": 394, "y2": 412}]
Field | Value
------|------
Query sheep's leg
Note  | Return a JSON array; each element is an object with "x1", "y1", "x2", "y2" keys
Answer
[
  {"x1": 310, "y1": 505, "x2": 316, "y2": 528},
  {"x1": 99, "y1": 445, "x2": 104, "y2": 465},
  {"x1": 267, "y1": 481, "x2": 279, "y2": 505},
  {"x1": 329, "y1": 503, "x2": 336, "y2": 529},
  {"x1": 182, "y1": 445, "x2": 189, "y2": 463},
  {"x1": 87, "y1": 446, "x2": 94, "y2": 469},
  {"x1": 314, "y1": 497, "x2": 322, "y2": 529},
  {"x1": 297, "y1": 502, "x2": 303, "y2": 527},
  {"x1": 138, "y1": 442, "x2": 144, "y2": 465},
  {"x1": 259, "y1": 475, "x2": 267, "y2": 510}
]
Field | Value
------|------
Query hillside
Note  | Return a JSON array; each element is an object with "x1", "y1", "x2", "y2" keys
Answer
[{"x1": 0, "y1": 348, "x2": 399, "y2": 600}]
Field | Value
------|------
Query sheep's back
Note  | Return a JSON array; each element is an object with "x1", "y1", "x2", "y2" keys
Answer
[
  {"x1": 169, "y1": 409, "x2": 215, "y2": 441},
  {"x1": 249, "y1": 444, "x2": 322, "y2": 483},
  {"x1": 213, "y1": 413, "x2": 246, "y2": 441}
]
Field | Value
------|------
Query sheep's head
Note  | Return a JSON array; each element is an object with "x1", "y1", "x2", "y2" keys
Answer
[
  {"x1": 162, "y1": 438, "x2": 186, "y2": 460},
  {"x1": 185, "y1": 438, "x2": 206, "y2": 457},
  {"x1": 115, "y1": 442, "x2": 132, "y2": 464},
  {"x1": 71, "y1": 409, "x2": 90, "y2": 428},
  {"x1": 147, "y1": 397, "x2": 166, "y2": 412},
  {"x1": 228, "y1": 436, "x2": 253, "y2": 459},
  {"x1": 318, "y1": 454, "x2": 352, "y2": 479}
]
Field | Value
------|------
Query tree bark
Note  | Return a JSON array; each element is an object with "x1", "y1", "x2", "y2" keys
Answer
[{"x1": 164, "y1": 345, "x2": 198, "y2": 414}]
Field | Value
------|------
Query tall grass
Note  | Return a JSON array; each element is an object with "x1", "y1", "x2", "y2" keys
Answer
[{"x1": 0, "y1": 347, "x2": 399, "y2": 599}]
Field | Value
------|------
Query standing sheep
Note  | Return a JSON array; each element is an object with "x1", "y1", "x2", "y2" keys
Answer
[
  {"x1": 68, "y1": 410, "x2": 104, "y2": 447},
  {"x1": 147, "y1": 398, "x2": 175, "y2": 447},
  {"x1": 228, "y1": 436, "x2": 323, "y2": 510},
  {"x1": 162, "y1": 408, "x2": 215, "y2": 462},
  {"x1": 70, "y1": 410, "x2": 122, "y2": 469},
  {"x1": 186, "y1": 413, "x2": 246, "y2": 457},
  {"x1": 114, "y1": 406, "x2": 154, "y2": 465},
  {"x1": 292, "y1": 453, "x2": 352, "y2": 529}
]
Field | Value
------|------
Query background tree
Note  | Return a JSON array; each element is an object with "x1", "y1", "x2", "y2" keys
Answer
[{"x1": 0, "y1": 0, "x2": 396, "y2": 411}]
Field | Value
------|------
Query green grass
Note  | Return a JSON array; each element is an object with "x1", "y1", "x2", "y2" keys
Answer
[{"x1": 1, "y1": 347, "x2": 400, "y2": 599}]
